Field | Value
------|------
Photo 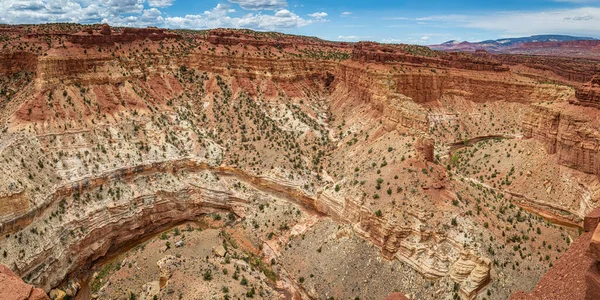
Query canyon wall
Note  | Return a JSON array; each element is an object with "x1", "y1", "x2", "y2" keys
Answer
[
  {"x1": 0, "y1": 51, "x2": 37, "y2": 75},
  {"x1": 352, "y1": 42, "x2": 509, "y2": 72},
  {"x1": 69, "y1": 27, "x2": 181, "y2": 46},
  {"x1": 497, "y1": 54, "x2": 600, "y2": 83},
  {"x1": 523, "y1": 104, "x2": 600, "y2": 177},
  {"x1": 574, "y1": 76, "x2": 600, "y2": 109}
]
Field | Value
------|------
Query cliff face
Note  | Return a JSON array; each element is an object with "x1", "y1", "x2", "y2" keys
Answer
[
  {"x1": 523, "y1": 104, "x2": 600, "y2": 177},
  {"x1": 206, "y1": 28, "x2": 352, "y2": 49},
  {"x1": 35, "y1": 55, "x2": 117, "y2": 85},
  {"x1": 497, "y1": 54, "x2": 600, "y2": 83},
  {"x1": 70, "y1": 26, "x2": 181, "y2": 46},
  {"x1": 574, "y1": 76, "x2": 600, "y2": 109},
  {"x1": 352, "y1": 42, "x2": 509, "y2": 72},
  {"x1": 0, "y1": 52, "x2": 37, "y2": 75}
]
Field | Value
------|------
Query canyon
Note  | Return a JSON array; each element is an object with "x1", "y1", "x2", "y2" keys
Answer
[{"x1": 0, "y1": 24, "x2": 599, "y2": 299}]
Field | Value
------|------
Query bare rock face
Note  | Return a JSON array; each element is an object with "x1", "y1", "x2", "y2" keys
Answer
[
  {"x1": 0, "y1": 265, "x2": 49, "y2": 300},
  {"x1": 575, "y1": 75, "x2": 600, "y2": 109},
  {"x1": 587, "y1": 262, "x2": 600, "y2": 300},
  {"x1": 589, "y1": 225, "x2": 600, "y2": 261},
  {"x1": 585, "y1": 207, "x2": 600, "y2": 232},
  {"x1": 206, "y1": 28, "x2": 351, "y2": 49},
  {"x1": 70, "y1": 26, "x2": 180, "y2": 46},
  {"x1": 352, "y1": 42, "x2": 509, "y2": 72},
  {"x1": 449, "y1": 251, "x2": 491, "y2": 299},
  {"x1": 497, "y1": 55, "x2": 600, "y2": 83},
  {"x1": 523, "y1": 104, "x2": 600, "y2": 177},
  {"x1": 522, "y1": 105, "x2": 561, "y2": 154},
  {"x1": 416, "y1": 138, "x2": 435, "y2": 162}
]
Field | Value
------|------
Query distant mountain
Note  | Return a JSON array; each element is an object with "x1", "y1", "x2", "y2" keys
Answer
[{"x1": 430, "y1": 35, "x2": 600, "y2": 58}]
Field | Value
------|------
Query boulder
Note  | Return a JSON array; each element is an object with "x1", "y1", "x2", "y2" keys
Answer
[
  {"x1": 213, "y1": 245, "x2": 227, "y2": 257},
  {"x1": 49, "y1": 289, "x2": 67, "y2": 300},
  {"x1": 65, "y1": 281, "x2": 80, "y2": 297}
]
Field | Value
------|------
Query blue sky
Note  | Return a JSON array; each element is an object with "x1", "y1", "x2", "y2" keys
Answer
[{"x1": 1, "y1": 0, "x2": 600, "y2": 44}]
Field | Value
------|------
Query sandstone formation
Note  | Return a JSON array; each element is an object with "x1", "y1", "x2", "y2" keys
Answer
[
  {"x1": 352, "y1": 42, "x2": 509, "y2": 72},
  {"x1": 523, "y1": 104, "x2": 600, "y2": 177},
  {"x1": 574, "y1": 75, "x2": 600, "y2": 109},
  {"x1": 70, "y1": 25, "x2": 181, "y2": 46},
  {"x1": 0, "y1": 264, "x2": 48, "y2": 300},
  {"x1": 0, "y1": 24, "x2": 599, "y2": 300},
  {"x1": 497, "y1": 54, "x2": 600, "y2": 83}
]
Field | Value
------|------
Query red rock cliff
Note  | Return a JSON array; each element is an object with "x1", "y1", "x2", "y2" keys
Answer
[
  {"x1": 0, "y1": 265, "x2": 48, "y2": 300},
  {"x1": 574, "y1": 75, "x2": 600, "y2": 109}
]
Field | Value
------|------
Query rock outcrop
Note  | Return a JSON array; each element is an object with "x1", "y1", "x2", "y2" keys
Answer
[
  {"x1": 206, "y1": 28, "x2": 351, "y2": 49},
  {"x1": 352, "y1": 42, "x2": 509, "y2": 72},
  {"x1": 70, "y1": 25, "x2": 180, "y2": 46},
  {"x1": 497, "y1": 54, "x2": 600, "y2": 83},
  {"x1": 415, "y1": 137, "x2": 435, "y2": 162},
  {"x1": 574, "y1": 75, "x2": 600, "y2": 109},
  {"x1": 523, "y1": 104, "x2": 600, "y2": 177},
  {"x1": 0, "y1": 264, "x2": 48, "y2": 300},
  {"x1": 0, "y1": 52, "x2": 38, "y2": 75}
]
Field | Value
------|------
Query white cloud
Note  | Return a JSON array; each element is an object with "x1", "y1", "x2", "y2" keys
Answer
[
  {"x1": 0, "y1": 1, "x2": 320, "y2": 32},
  {"x1": 341, "y1": 11, "x2": 352, "y2": 17},
  {"x1": 104, "y1": 0, "x2": 145, "y2": 14},
  {"x1": 148, "y1": 0, "x2": 174, "y2": 8},
  {"x1": 308, "y1": 12, "x2": 327, "y2": 18},
  {"x1": 381, "y1": 38, "x2": 404, "y2": 44},
  {"x1": 421, "y1": 36, "x2": 430, "y2": 40},
  {"x1": 0, "y1": 0, "x2": 147, "y2": 24},
  {"x1": 564, "y1": 13, "x2": 593, "y2": 21},
  {"x1": 336, "y1": 35, "x2": 371, "y2": 41},
  {"x1": 227, "y1": 0, "x2": 287, "y2": 11},
  {"x1": 414, "y1": 7, "x2": 600, "y2": 37},
  {"x1": 139, "y1": 8, "x2": 163, "y2": 24},
  {"x1": 165, "y1": 6, "x2": 318, "y2": 31}
]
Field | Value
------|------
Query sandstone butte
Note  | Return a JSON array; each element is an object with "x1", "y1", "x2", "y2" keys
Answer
[{"x1": 0, "y1": 24, "x2": 598, "y2": 300}]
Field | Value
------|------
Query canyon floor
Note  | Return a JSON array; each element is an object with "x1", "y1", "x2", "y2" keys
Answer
[{"x1": 0, "y1": 24, "x2": 599, "y2": 300}]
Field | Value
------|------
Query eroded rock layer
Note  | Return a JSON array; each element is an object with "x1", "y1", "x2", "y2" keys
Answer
[
  {"x1": 523, "y1": 104, "x2": 600, "y2": 177},
  {"x1": 574, "y1": 75, "x2": 600, "y2": 109},
  {"x1": 0, "y1": 24, "x2": 598, "y2": 300}
]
